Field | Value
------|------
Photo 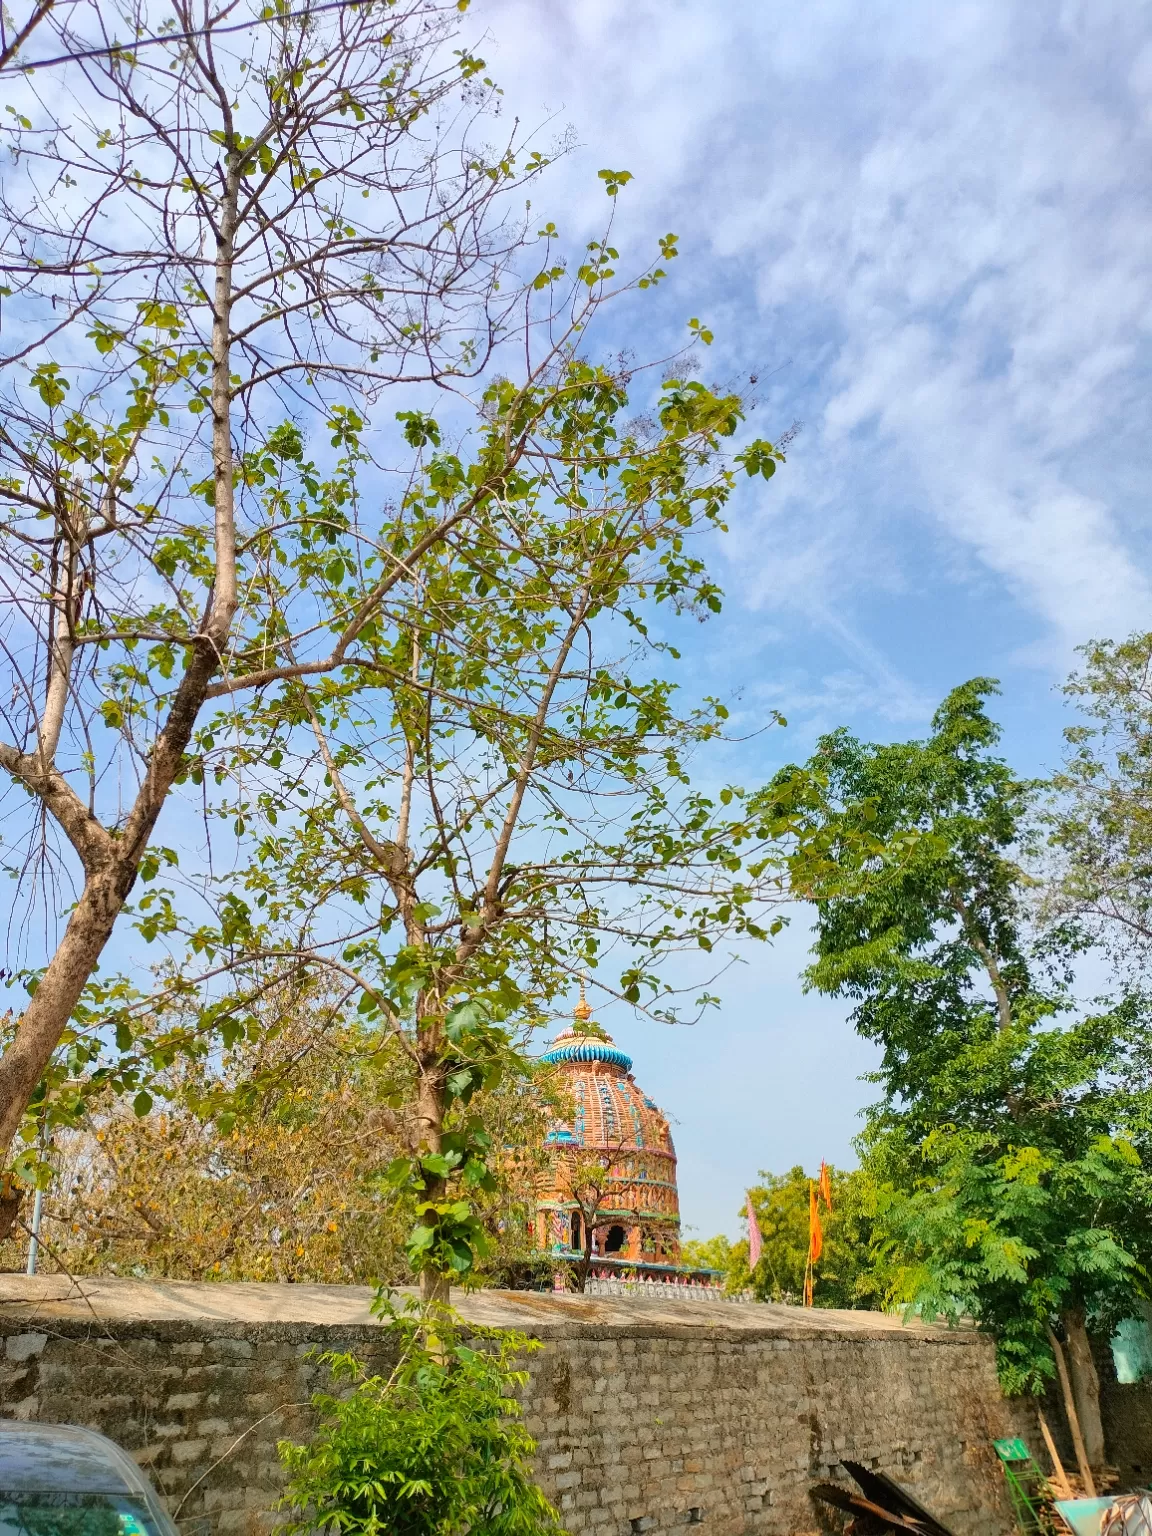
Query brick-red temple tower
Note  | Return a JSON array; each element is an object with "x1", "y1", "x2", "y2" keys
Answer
[{"x1": 534, "y1": 992, "x2": 682, "y2": 1276}]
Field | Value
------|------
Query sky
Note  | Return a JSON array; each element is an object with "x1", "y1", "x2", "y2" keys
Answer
[{"x1": 471, "y1": 0, "x2": 1152, "y2": 1240}]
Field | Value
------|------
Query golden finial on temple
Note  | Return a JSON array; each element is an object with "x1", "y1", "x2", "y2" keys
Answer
[{"x1": 573, "y1": 972, "x2": 593, "y2": 1022}]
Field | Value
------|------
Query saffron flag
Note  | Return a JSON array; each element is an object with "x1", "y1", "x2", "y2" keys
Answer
[
  {"x1": 808, "y1": 1180, "x2": 823, "y2": 1265},
  {"x1": 819, "y1": 1160, "x2": 834, "y2": 1213},
  {"x1": 746, "y1": 1195, "x2": 762, "y2": 1271}
]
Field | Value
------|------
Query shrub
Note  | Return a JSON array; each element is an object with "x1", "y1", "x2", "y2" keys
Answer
[{"x1": 278, "y1": 1294, "x2": 565, "y2": 1536}]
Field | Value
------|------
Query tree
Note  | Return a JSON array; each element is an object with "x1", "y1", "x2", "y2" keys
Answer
[
  {"x1": 794, "y1": 681, "x2": 1152, "y2": 1468},
  {"x1": 13, "y1": 977, "x2": 551, "y2": 1284},
  {"x1": 1046, "y1": 631, "x2": 1152, "y2": 968},
  {"x1": 151, "y1": 333, "x2": 809, "y2": 1301},
  {"x1": 683, "y1": 1165, "x2": 882, "y2": 1307},
  {"x1": 550, "y1": 1136, "x2": 638, "y2": 1294},
  {"x1": 279, "y1": 1295, "x2": 564, "y2": 1536},
  {"x1": 0, "y1": 0, "x2": 824, "y2": 1294},
  {"x1": 0, "y1": 0, "x2": 555, "y2": 1176},
  {"x1": 679, "y1": 1231, "x2": 736, "y2": 1280},
  {"x1": 37, "y1": 1033, "x2": 414, "y2": 1284}
]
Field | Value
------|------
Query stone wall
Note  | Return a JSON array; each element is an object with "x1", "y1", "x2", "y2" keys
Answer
[
  {"x1": 1101, "y1": 1374, "x2": 1152, "y2": 1487},
  {"x1": 1095, "y1": 1334, "x2": 1152, "y2": 1487},
  {"x1": 0, "y1": 1276, "x2": 1035, "y2": 1536}
]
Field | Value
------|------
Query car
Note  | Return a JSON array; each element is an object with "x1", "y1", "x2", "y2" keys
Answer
[{"x1": 0, "y1": 1421, "x2": 180, "y2": 1536}]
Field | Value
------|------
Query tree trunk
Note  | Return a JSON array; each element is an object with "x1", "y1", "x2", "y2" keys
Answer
[
  {"x1": 419, "y1": 1269, "x2": 450, "y2": 1303},
  {"x1": 0, "y1": 637, "x2": 234, "y2": 1160},
  {"x1": 1047, "y1": 1324, "x2": 1098, "y2": 1496},
  {"x1": 1063, "y1": 1309, "x2": 1106, "y2": 1471},
  {"x1": 0, "y1": 863, "x2": 134, "y2": 1153},
  {"x1": 414, "y1": 1056, "x2": 449, "y2": 1304},
  {"x1": 573, "y1": 1224, "x2": 595, "y2": 1293},
  {"x1": 0, "y1": 170, "x2": 240, "y2": 1166}
]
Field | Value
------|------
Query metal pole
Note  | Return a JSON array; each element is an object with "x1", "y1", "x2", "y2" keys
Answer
[{"x1": 25, "y1": 1186, "x2": 43, "y2": 1276}]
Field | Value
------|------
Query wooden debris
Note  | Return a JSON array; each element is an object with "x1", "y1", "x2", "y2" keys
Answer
[{"x1": 810, "y1": 1460, "x2": 958, "y2": 1536}]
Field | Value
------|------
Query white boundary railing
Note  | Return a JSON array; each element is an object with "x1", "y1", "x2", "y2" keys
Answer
[{"x1": 570, "y1": 1273, "x2": 756, "y2": 1303}]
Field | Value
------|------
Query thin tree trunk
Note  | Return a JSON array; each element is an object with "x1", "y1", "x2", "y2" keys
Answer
[
  {"x1": 419, "y1": 1269, "x2": 450, "y2": 1304},
  {"x1": 0, "y1": 545, "x2": 232, "y2": 1163},
  {"x1": 1047, "y1": 1324, "x2": 1098, "y2": 1496},
  {"x1": 574, "y1": 1220, "x2": 595, "y2": 1293},
  {"x1": 414, "y1": 1057, "x2": 449, "y2": 1304},
  {"x1": 0, "y1": 865, "x2": 133, "y2": 1159},
  {"x1": 1062, "y1": 1309, "x2": 1106, "y2": 1471},
  {"x1": 948, "y1": 889, "x2": 1012, "y2": 1032}
]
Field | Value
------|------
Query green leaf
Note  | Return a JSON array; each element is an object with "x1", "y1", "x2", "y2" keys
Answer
[{"x1": 597, "y1": 167, "x2": 633, "y2": 197}]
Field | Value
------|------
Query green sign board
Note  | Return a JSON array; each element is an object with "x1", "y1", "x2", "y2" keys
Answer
[{"x1": 993, "y1": 1438, "x2": 1032, "y2": 1463}]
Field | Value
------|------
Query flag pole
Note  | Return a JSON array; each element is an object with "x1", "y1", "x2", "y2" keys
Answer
[{"x1": 804, "y1": 1178, "x2": 815, "y2": 1306}]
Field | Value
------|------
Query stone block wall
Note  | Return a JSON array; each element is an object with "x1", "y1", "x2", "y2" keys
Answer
[
  {"x1": 0, "y1": 1279, "x2": 1039, "y2": 1536},
  {"x1": 517, "y1": 1328, "x2": 1022, "y2": 1536}
]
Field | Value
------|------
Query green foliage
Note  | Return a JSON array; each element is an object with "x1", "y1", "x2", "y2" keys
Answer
[
  {"x1": 145, "y1": 342, "x2": 814, "y2": 1289},
  {"x1": 378, "y1": 998, "x2": 517, "y2": 1281},
  {"x1": 278, "y1": 1296, "x2": 565, "y2": 1536},
  {"x1": 685, "y1": 1166, "x2": 883, "y2": 1307},
  {"x1": 793, "y1": 681, "x2": 1152, "y2": 1391},
  {"x1": 1046, "y1": 630, "x2": 1152, "y2": 966},
  {"x1": 597, "y1": 167, "x2": 633, "y2": 197},
  {"x1": 868, "y1": 1106, "x2": 1150, "y2": 1394},
  {"x1": 679, "y1": 1232, "x2": 736, "y2": 1277},
  {"x1": 747, "y1": 1165, "x2": 882, "y2": 1308},
  {"x1": 800, "y1": 677, "x2": 1033, "y2": 1101}
]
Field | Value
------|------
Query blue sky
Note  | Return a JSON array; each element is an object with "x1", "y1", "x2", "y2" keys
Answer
[{"x1": 477, "y1": 0, "x2": 1152, "y2": 1240}]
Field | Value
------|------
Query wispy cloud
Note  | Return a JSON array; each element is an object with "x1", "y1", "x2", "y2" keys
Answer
[{"x1": 488, "y1": 0, "x2": 1152, "y2": 664}]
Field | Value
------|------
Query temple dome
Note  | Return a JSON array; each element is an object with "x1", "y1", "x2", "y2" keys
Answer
[
  {"x1": 535, "y1": 994, "x2": 681, "y2": 1270},
  {"x1": 539, "y1": 1028, "x2": 633, "y2": 1073}
]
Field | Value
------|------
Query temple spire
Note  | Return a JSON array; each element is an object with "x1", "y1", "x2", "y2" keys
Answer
[{"x1": 573, "y1": 972, "x2": 593, "y2": 1023}]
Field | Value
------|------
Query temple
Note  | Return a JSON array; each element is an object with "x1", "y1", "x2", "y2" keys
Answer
[{"x1": 534, "y1": 991, "x2": 712, "y2": 1284}]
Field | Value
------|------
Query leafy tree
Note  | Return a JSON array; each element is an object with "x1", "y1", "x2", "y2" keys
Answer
[
  {"x1": 549, "y1": 1137, "x2": 638, "y2": 1294},
  {"x1": 149, "y1": 330, "x2": 817, "y2": 1300},
  {"x1": 0, "y1": 0, "x2": 560, "y2": 1176},
  {"x1": 278, "y1": 1296, "x2": 564, "y2": 1536},
  {"x1": 37, "y1": 1034, "x2": 415, "y2": 1284},
  {"x1": 17, "y1": 980, "x2": 550, "y2": 1284},
  {"x1": 0, "y1": 1, "x2": 833, "y2": 1295},
  {"x1": 794, "y1": 681, "x2": 1152, "y2": 1462},
  {"x1": 1045, "y1": 631, "x2": 1152, "y2": 968},
  {"x1": 680, "y1": 1232, "x2": 737, "y2": 1278},
  {"x1": 683, "y1": 1165, "x2": 881, "y2": 1307}
]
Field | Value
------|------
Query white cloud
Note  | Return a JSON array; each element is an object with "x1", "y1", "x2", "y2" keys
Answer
[{"x1": 485, "y1": 0, "x2": 1152, "y2": 666}]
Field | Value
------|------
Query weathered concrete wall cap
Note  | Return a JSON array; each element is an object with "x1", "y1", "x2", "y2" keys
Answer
[{"x1": 0, "y1": 1274, "x2": 969, "y2": 1337}]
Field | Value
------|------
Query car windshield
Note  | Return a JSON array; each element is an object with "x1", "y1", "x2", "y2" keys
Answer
[{"x1": 0, "y1": 1493, "x2": 162, "y2": 1536}]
